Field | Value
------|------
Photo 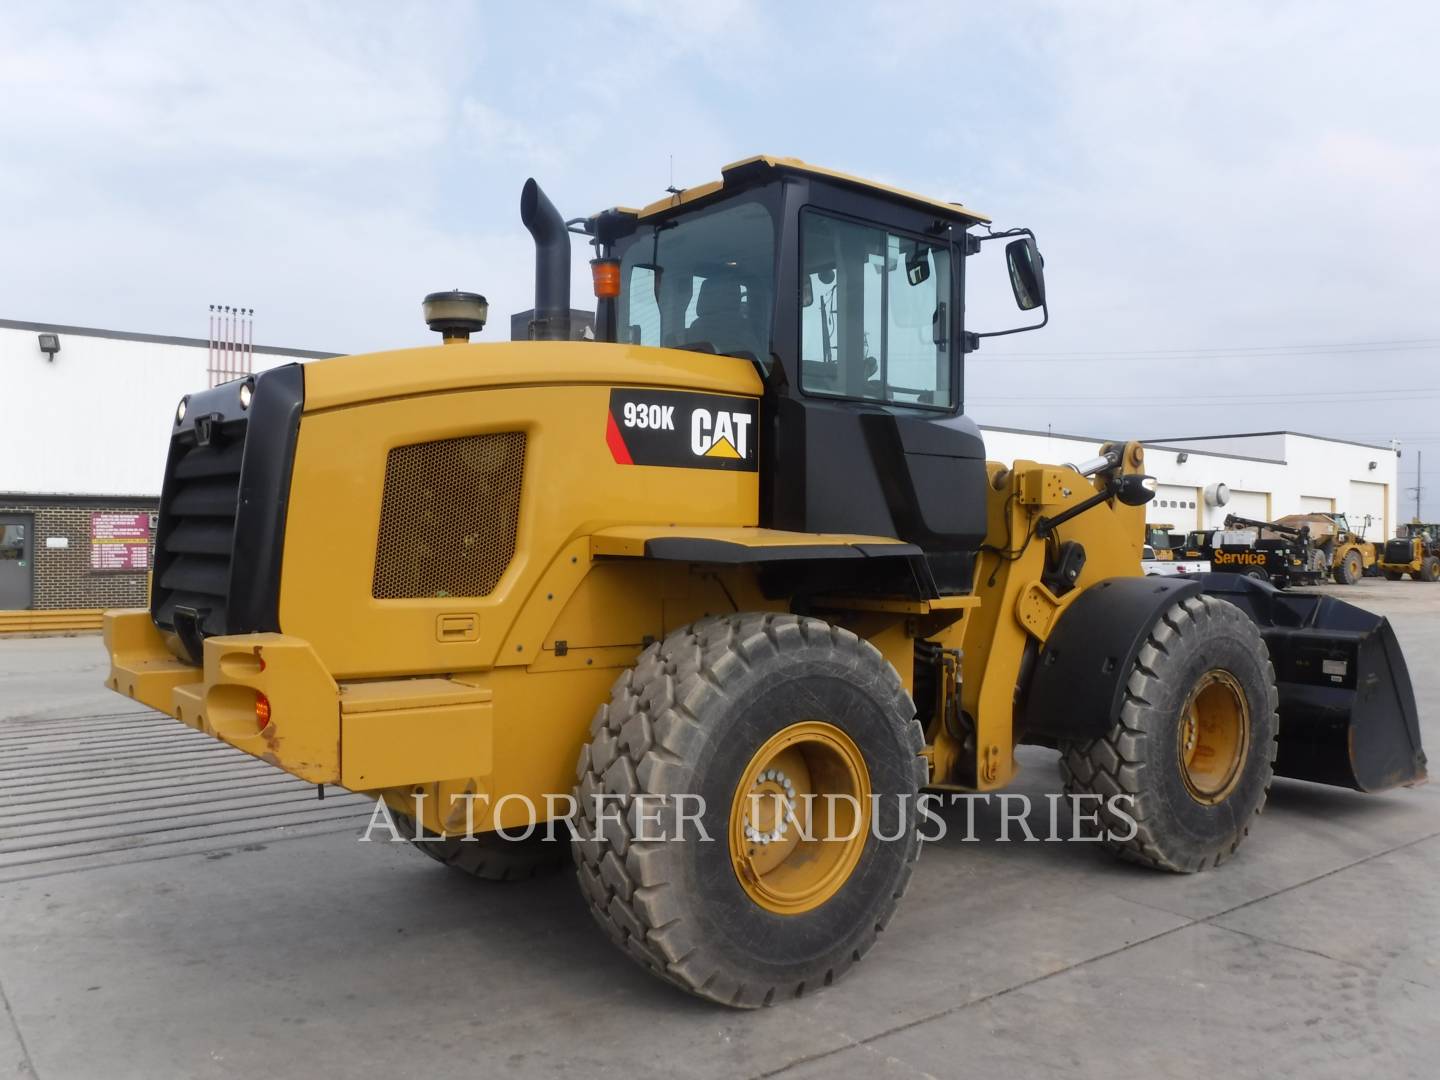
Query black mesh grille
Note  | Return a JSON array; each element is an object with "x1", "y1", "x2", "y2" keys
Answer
[
  {"x1": 372, "y1": 433, "x2": 526, "y2": 599},
  {"x1": 1385, "y1": 539, "x2": 1414, "y2": 564}
]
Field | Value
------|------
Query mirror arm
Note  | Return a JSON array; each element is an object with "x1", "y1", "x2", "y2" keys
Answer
[{"x1": 966, "y1": 226, "x2": 1048, "y2": 346}]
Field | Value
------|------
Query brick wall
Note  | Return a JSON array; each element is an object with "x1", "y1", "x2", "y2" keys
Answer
[{"x1": 0, "y1": 499, "x2": 157, "y2": 609}]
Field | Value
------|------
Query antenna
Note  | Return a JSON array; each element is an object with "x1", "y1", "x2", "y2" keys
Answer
[{"x1": 665, "y1": 154, "x2": 680, "y2": 196}]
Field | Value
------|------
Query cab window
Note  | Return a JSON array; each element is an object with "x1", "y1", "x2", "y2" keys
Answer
[
  {"x1": 799, "y1": 209, "x2": 953, "y2": 407},
  {"x1": 619, "y1": 199, "x2": 775, "y2": 364}
]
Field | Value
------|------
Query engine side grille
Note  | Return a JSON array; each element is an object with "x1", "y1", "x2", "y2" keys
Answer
[
  {"x1": 372, "y1": 432, "x2": 526, "y2": 600},
  {"x1": 152, "y1": 422, "x2": 246, "y2": 632}
]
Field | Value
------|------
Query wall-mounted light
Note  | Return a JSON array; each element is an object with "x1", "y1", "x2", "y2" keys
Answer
[
  {"x1": 1176, "y1": 452, "x2": 1189, "y2": 464},
  {"x1": 37, "y1": 333, "x2": 60, "y2": 361},
  {"x1": 1368, "y1": 460, "x2": 1377, "y2": 471}
]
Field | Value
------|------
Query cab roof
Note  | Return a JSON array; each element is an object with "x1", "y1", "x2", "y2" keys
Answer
[{"x1": 614, "y1": 155, "x2": 991, "y2": 226}]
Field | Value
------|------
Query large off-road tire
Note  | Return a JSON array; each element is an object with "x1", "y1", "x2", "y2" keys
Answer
[
  {"x1": 1334, "y1": 548, "x2": 1363, "y2": 585},
  {"x1": 1060, "y1": 594, "x2": 1279, "y2": 873},
  {"x1": 1420, "y1": 556, "x2": 1440, "y2": 582},
  {"x1": 571, "y1": 613, "x2": 926, "y2": 1008},
  {"x1": 390, "y1": 810, "x2": 569, "y2": 881}
]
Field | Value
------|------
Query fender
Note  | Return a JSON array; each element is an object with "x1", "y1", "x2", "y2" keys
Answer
[
  {"x1": 1021, "y1": 576, "x2": 1202, "y2": 740},
  {"x1": 588, "y1": 525, "x2": 936, "y2": 599}
]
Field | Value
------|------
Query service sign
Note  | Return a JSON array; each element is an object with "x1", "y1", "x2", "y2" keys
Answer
[
  {"x1": 606, "y1": 388, "x2": 759, "y2": 472},
  {"x1": 90, "y1": 512, "x2": 151, "y2": 571}
]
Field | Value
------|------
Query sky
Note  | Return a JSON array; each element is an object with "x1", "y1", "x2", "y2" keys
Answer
[{"x1": 2, "y1": 1, "x2": 1438, "y2": 516}]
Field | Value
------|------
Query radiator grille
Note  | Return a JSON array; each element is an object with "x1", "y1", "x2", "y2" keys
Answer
[
  {"x1": 153, "y1": 420, "x2": 246, "y2": 633},
  {"x1": 372, "y1": 432, "x2": 526, "y2": 600},
  {"x1": 1385, "y1": 539, "x2": 1414, "y2": 564}
]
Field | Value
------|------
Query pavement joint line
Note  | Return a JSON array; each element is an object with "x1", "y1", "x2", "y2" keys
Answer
[
  {"x1": 0, "y1": 743, "x2": 238, "y2": 769},
  {"x1": 0, "y1": 789, "x2": 369, "y2": 839},
  {"x1": 0, "y1": 776, "x2": 308, "y2": 818},
  {"x1": 0, "y1": 822, "x2": 365, "y2": 885},
  {"x1": 0, "y1": 801, "x2": 371, "y2": 863},
  {"x1": 1193, "y1": 826, "x2": 1440, "y2": 926},
  {"x1": 754, "y1": 918, "x2": 1199, "y2": 1079},
  {"x1": 0, "y1": 757, "x2": 278, "y2": 792},
  {"x1": 758, "y1": 826, "x2": 1440, "y2": 1079},
  {"x1": 0, "y1": 721, "x2": 203, "y2": 744},
  {"x1": 0, "y1": 716, "x2": 165, "y2": 732},
  {"x1": 1208, "y1": 923, "x2": 1438, "y2": 993},
  {"x1": 0, "y1": 968, "x2": 38, "y2": 1079}
]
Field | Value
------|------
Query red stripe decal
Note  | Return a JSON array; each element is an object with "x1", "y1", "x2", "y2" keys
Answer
[{"x1": 605, "y1": 411, "x2": 633, "y2": 465}]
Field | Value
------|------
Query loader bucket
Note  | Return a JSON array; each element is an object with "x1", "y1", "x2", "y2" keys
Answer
[{"x1": 1197, "y1": 574, "x2": 1427, "y2": 792}]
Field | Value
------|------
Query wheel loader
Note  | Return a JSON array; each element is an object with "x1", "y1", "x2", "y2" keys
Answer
[
  {"x1": 1275, "y1": 511, "x2": 1376, "y2": 584},
  {"x1": 102, "y1": 156, "x2": 1426, "y2": 1007},
  {"x1": 1377, "y1": 522, "x2": 1440, "y2": 581}
]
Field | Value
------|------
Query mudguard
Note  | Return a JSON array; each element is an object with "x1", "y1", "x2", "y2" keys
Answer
[{"x1": 1021, "y1": 576, "x2": 1203, "y2": 741}]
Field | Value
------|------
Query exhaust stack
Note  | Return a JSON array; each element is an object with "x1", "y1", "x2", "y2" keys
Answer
[{"x1": 520, "y1": 178, "x2": 570, "y2": 341}]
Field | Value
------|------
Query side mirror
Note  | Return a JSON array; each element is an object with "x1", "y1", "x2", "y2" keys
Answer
[{"x1": 1005, "y1": 237, "x2": 1045, "y2": 311}]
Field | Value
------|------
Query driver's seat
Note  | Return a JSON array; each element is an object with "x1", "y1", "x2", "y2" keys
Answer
[{"x1": 687, "y1": 278, "x2": 757, "y2": 357}]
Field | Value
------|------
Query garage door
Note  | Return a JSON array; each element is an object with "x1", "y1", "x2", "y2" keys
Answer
[
  {"x1": 1347, "y1": 480, "x2": 1388, "y2": 539},
  {"x1": 1300, "y1": 495, "x2": 1334, "y2": 514},
  {"x1": 1227, "y1": 488, "x2": 1270, "y2": 522},
  {"x1": 1147, "y1": 484, "x2": 1200, "y2": 527}
]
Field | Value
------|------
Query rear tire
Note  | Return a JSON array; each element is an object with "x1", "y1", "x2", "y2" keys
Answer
[
  {"x1": 1060, "y1": 594, "x2": 1279, "y2": 873},
  {"x1": 1334, "y1": 549, "x2": 1363, "y2": 585},
  {"x1": 391, "y1": 811, "x2": 568, "y2": 881},
  {"x1": 571, "y1": 613, "x2": 926, "y2": 1007}
]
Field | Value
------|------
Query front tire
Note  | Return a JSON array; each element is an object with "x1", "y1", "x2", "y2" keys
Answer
[
  {"x1": 571, "y1": 613, "x2": 926, "y2": 1007},
  {"x1": 1335, "y1": 549, "x2": 1363, "y2": 585},
  {"x1": 1060, "y1": 594, "x2": 1279, "y2": 873},
  {"x1": 1420, "y1": 556, "x2": 1440, "y2": 582}
]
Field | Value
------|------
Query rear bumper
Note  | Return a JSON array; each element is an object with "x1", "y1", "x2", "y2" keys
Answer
[{"x1": 103, "y1": 610, "x2": 491, "y2": 790}]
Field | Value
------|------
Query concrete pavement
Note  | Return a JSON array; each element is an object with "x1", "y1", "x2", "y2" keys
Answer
[{"x1": 1, "y1": 579, "x2": 1437, "y2": 1078}]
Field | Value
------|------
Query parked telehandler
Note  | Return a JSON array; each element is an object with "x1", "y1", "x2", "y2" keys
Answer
[{"x1": 103, "y1": 156, "x2": 1426, "y2": 1007}]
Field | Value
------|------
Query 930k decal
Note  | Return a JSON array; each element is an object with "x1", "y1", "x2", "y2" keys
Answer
[{"x1": 606, "y1": 388, "x2": 758, "y2": 471}]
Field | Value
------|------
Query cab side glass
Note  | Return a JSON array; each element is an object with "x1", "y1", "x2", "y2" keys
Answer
[{"x1": 799, "y1": 210, "x2": 953, "y2": 408}]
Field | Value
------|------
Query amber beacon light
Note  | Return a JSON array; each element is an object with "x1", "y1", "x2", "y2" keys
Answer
[{"x1": 590, "y1": 258, "x2": 621, "y2": 299}]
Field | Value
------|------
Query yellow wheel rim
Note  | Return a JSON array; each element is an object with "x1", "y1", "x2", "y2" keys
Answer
[
  {"x1": 729, "y1": 721, "x2": 871, "y2": 915},
  {"x1": 1178, "y1": 669, "x2": 1250, "y2": 804}
]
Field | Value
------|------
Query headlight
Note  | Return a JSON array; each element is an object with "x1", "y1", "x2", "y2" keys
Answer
[
  {"x1": 239, "y1": 381, "x2": 254, "y2": 410},
  {"x1": 176, "y1": 396, "x2": 189, "y2": 425}
]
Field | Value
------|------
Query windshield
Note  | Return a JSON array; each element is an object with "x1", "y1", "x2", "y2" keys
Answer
[{"x1": 616, "y1": 199, "x2": 776, "y2": 363}]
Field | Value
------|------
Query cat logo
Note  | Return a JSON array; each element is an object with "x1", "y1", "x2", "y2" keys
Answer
[{"x1": 691, "y1": 408, "x2": 752, "y2": 461}]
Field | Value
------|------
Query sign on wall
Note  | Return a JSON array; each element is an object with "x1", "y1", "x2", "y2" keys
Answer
[{"x1": 90, "y1": 512, "x2": 151, "y2": 571}]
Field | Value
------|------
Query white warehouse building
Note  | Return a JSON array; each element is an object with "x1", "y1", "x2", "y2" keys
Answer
[
  {"x1": 1, "y1": 317, "x2": 1400, "y2": 621},
  {"x1": 982, "y1": 427, "x2": 1398, "y2": 539}
]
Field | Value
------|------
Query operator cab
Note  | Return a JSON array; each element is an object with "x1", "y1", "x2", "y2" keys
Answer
[{"x1": 547, "y1": 157, "x2": 1048, "y2": 593}]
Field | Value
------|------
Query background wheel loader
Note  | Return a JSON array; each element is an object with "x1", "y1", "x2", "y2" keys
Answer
[
  {"x1": 1275, "y1": 511, "x2": 1376, "y2": 584},
  {"x1": 1377, "y1": 522, "x2": 1440, "y2": 581},
  {"x1": 102, "y1": 156, "x2": 1426, "y2": 1008}
]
